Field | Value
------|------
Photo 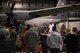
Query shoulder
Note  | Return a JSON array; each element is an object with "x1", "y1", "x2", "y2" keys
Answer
[
  {"x1": 54, "y1": 31, "x2": 61, "y2": 36},
  {"x1": 24, "y1": 31, "x2": 29, "y2": 35},
  {"x1": 47, "y1": 34, "x2": 51, "y2": 37}
]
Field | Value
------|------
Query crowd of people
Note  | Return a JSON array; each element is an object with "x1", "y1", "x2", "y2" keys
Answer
[
  {"x1": 0, "y1": 22, "x2": 80, "y2": 53},
  {"x1": 0, "y1": 25, "x2": 17, "y2": 53}
]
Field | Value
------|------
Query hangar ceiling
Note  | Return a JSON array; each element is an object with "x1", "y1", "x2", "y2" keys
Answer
[
  {"x1": 0, "y1": 0, "x2": 80, "y2": 13},
  {"x1": 0, "y1": 0, "x2": 80, "y2": 27}
]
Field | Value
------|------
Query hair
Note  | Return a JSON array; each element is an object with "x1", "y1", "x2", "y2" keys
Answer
[
  {"x1": 66, "y1": 28, "x2": 71, "y2": 33},
  {"x1": 27, "y1": 24, "x2": 31, "y2": 30},
  {"x1": 52, "y1": 24, "x2": 56, "y2": 31},
  {"x1": 77, "y1": 30, "x2": 80, "y2": 35},
  {"x1": 72, "y1": 27, "x2": 77, "y2": 32}
]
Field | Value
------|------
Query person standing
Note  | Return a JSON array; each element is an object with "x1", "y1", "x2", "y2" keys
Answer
[
  {"x1": 64, "y1": 27, "x2": 79, "y2": 53},
  {"x1": 10, "y1": 26, "x2": 17, "y2": 53},
  {"x1": 24, "y1": 25, "x2": 38, "y2": 53},
  {"x1": 0, "y1": 26, "x2": 12, "y2": 53},
  {"x1": 60, "y1": 24, "x2": 66, "y2": 36},
  {"x1": 40, "y1": 33, "x2": 48, "y2": 53},
  {"x1": 47, "y1": 25, "x2": 63, "y2": 53},
  {"x1": 21, "y1": 24, "x2": 31, "y2": 53}
]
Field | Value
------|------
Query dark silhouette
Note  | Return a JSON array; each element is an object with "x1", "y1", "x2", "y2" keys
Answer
[{"x1": 64, "y1": 27, "x2": 79, "y2": 53}]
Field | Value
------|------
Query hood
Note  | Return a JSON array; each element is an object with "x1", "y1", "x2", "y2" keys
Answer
[
  {"x1": 51, "y1": 31, "x2": 59, "y2": 36},
  {"x1": 29, "y1": 27, "x2": 34, "y2": 31}
]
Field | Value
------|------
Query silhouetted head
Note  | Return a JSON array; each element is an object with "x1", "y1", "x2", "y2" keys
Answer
[
  {"x1": 72, "y1": 27, "x2": 77, "y2": 33},
  {"x1": 50, "y1": 22, "x2": 53, "y2": 25},
  {"x1": 77, "y1": 30, "x2": 80, "y2": 35},
  {"x1": 27, "y1": 24, "x2": 31, "y2": 30},
  {"x1": 52, "y1": 24, "x2": 56, "y2": 31}
]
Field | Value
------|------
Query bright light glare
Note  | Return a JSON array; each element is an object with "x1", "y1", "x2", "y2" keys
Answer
[
  {"x1": 14, "y1": 3, "x2": 28, "y2": 8},
  {"x1": 14, "y1": 3, "x2": 22, "y2": 8}
]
